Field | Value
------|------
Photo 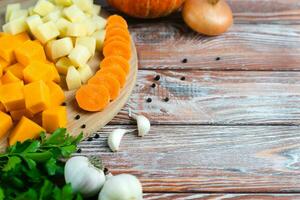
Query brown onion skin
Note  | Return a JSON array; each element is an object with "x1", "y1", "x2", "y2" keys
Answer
[{"x1": 182, "y1": 0, "x2": 233, "y2": 36}]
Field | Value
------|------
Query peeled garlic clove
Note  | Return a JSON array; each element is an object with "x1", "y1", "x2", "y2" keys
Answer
[
  {"x1": 136, "y1": 115, "x2": 151, "y2": 137},
  {"x1": 108, "y1": 129, "x2": 128, "y2": 152}
]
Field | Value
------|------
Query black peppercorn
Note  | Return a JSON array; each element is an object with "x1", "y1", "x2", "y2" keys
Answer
[
  {"x1": 182, "y1": 58, "x2": 188, "y2": 63},
  {"x1": 216, "y1": 57, "x2": 221, "y2": 61},
  {"x1": 61, "y1": 102, "x2": 67, "y2": 106},
  {"x1": 154, "y1": 75, "x2": 160, "y2": 81},
  {"x1": 94, "y1": 133, "x2": 100, "y2": 138},
  {"x1": 75, "y1": 115, "x2": 80, "y2": 120},
  {"x1": 164, "y1": 97, "x2": 170, "y2": 102},
  {"x1": 87, "y1": 137, "x2": 93, "y2": 141},
  {"x1": 81, "y1": 124, "x2": 86, "y2": 129},
  {"x1": 151, "y1": 83, "x2": 156, "y2": 88},
  {"x1": 76, "y1": 148, "x2": 82, "y2": 153},
  {"x1": 181, "y1": 76, "x2": 186, "y2": 81},
  {"x1": 146, "y1": 98, "x2": 152, "y2": 103}
]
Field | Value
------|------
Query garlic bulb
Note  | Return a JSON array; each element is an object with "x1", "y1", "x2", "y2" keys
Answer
[
  {"x1": 108, "y1": 129, "x2": 129, "y2": 152},
  {"x1": 64, "y1": 156, "x2": 105, "y2": 197},
  {"x1": 136, "y1": 115, "x2": 151, "y2": 137},
  {"x1": 98, "y1": 174, "x2": 143, "y2": 200}
]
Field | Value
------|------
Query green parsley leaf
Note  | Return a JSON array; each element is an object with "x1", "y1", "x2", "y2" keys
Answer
[{"x1": 3, "y1": 156, "x2": 21, "y2": 172}]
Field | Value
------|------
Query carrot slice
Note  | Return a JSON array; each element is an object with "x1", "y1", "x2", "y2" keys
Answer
[
  {"x1": 107, "y1": 15, "x2": 128, "y2": 29},
  {"x1": 100, "y1": 56, "x2": 130, "y2": 75},
  {"x1": 105, "y1": 28, "x2": 131, "y2": 43},
  {"x1": 103, "y1": 41, "x2": 131, "y2": 60},
  {"x1": 96, "y1": 65, "x2": 127, "y2": 87},
  {"x1": 104, "y1": 35, "x2": 130, "y2": 47},
  {"x1": 76, "y1": 84, "x2": 110, "y2": 112},
  {"x1": 88, "y1": 74, "x2": 120, "y2": 100}
]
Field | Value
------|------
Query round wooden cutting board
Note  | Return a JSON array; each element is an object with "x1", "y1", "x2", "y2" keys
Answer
[{"x1": 0, "y1": 0, "x2": 138, "y2": 150}]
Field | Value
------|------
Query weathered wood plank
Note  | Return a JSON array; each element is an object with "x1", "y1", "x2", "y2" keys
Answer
[
  {"x1": 129, "y1": 23, "x2": 300, "y2": 70},
  {"x1": 143, "y1": 193, "x2": 300, "y2": 199},
  {"x1": 108, "y1": 70, "x2": 300, "y2": 125},
  {"x1": 79, "y1": 125, "x2": 300, "y2": 193}
]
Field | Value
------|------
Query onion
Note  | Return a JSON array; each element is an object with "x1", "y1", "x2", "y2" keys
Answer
[{"x1": 182, "y1": 0, "x2": 233, "y2": 36}]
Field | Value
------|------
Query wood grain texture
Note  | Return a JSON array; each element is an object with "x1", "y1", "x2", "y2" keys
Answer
[
  {"x1": 109, "y1": 70, "x2": 300, "y2": 125},
  {"x1": 143, "y1": 193, "x2": 300, "y2": 199},
  {"x1": 78, "y1": 125, "x2": 300, "y2": 193}
]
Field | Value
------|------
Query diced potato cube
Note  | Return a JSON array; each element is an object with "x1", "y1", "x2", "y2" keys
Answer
[
  {"x1": 66, "y1": 66, "x2": 81, "y2": 90},
  {"x1": 78, "y1": 64, "x2": 93, "y2": 83},
  {"x1": 76, "y1": 37, "x2": 96, "y2": 55},
  {"x1": 85, "y1": 19, "x2": 96, "y2": 36},
  {"x1": 68, "y1": 44, "x2": 91, "y2": 67},
  {"x1": 28, "y1": 6, "x2": 35, "y2": 16},
  {"x1": 93, "y1": 15, "x2": 107, "y2": 30},
  {"x1": 55, "y1": 18, "x2": 71, "y2": 37},
  {"x1": 92, "y1": 30, "x2": 105, "y2": 50},
  {"x1": 43, "y1": 9, "x2": 62, "y2": 22},
  {"x1": 73, "y1": 0, "x2": 93, "y2": 13},
  {"x1": 92, "y1": 5, "x2": 101, "y2": 16},
  {"x1": 26, "y1": 15, "x2": 43, "y2": 35},
  {"x1": 66, "y1": 22, "x2": 87, "y2": 37},
  {"x1": 56, "y1": 57, "x2": 72, "y2": 75},
  {"x1": 46, "y1": 37, "x2": 73, "y2": 60},
  {"x1": 33, "y1": 0, "x2": 55, "y2": 17},
  {"x1": 3, "y1": 17, "x2": 28, "y2": 35},
  {"x1": 55, "y1": 0, "x2": 73, "y2": 6},
  {"x1": 9, "y1": 9, "x2": 28, "y2": 22},
  {"x1": 63, "y1": 5, "x2": 86, "y2": 22},
  {"x1": 5, "y1": 3, "x2": 21, "y2": 23},
  {"x1": 34, "y1": 21, "x2": 59, "y2": 43}
]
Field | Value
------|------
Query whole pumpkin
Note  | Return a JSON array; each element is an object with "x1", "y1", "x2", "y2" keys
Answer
[{"x1": 107, "y1": 0, "x2": 186, "y2": 19}]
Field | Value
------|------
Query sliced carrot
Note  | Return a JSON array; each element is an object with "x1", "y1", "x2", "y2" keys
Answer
[
  {"x1": 104, "y1": 35, "x2": 130, "y2": 47},
  {"x1": 103, "y1": 41, "x2": 131, "y2": 60},
  {"x1": 88, "y1": 74, "x2": 120, "y2": 100},
  {"x1": 107, "y1": 15, "x2": 128, "y2": 29},
  {"x1": 76, "y1": 84, "x2": 110, "y2": 112},
  {"x1": 105, "y1": 27, "x2": 131, "y2": 43},
  {"x1": 97, "y1": 65, "x2": 127, "y2": 88},
  {"x1": 100, "y1": 56, "x2": 130, "y2": 74}
]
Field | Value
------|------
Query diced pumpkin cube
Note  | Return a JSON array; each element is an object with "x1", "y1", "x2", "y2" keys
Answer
[
  {"x1": 1, "y1": 71, "x2": 21, "y2": 84},
  {"x1": 26, "y1": 15, "x2": 43, "y2": 35},
  {"x1": 92, "y1": 30, "x2": 106, "y2": 50},
  {"x1": 47, "y1": 81, "x2": 65, "y2": 107},
  {"x1": 78, "y1": 64, "x2": 93, "y2": 84},
  {"x1": 56, "y1": 57, "x2": 72, "y2": 75},
  {"x1": 0, "y1": 58, "x2": 9, "y2": 70},
  {"x1": 49, "y1": 63, "x2": 61, "y2": 83},
  {"x1": 46, "y1": 37, "x2": 73, "y2": 60},
  {"x1": 76, "y1": 37, "x2": 96, "y2": 55},
  {"x1": 24, "y1": 80, "x2": 51, "y2": 114},
  {"x1": 63, "y1": 5, "x2": 86, "y2": 23},
  {"x1": 66, "y1": 22, "x2": 87, "y2": 37},
  {"x1": 15, "y1": 40, "x2": 46, "y2": 66},
  {"x1": 0, "y1": 111, "x2": 13, "y2": 139},
  {"x1": 9, "y1": 116, "x2": 45, "y2": 146},
  {"x1": 5, "y1": 3, "x2": 21, "y2": 23},
  {"x1": 34, "y1": 21, "x2": 59, "y2": 44},
  {"x1": 68, "y1": 44, "x2": 91, "y2": 67},
  {"x1": 3, "y1": 17, "x2": 28, "y2": 35},
  {"x1": 10, "y1": 109, "x2": 25, "y2": 121},
  {"x1": 55, "y1": 0, "x2": 72, "y2": 6},
  {"x1": 42, "y1": 106, "x2": 67, "y2": 132},
  {"x1": 14, "y1": 32, "x2": 30, "y2": 43},
  {"x1": 66, "y1": 66, "x2": 81, "y2": 90},
  {"x1": 33, "y1": 0, "x2": 55, "y2": 17},
  {"x1": 23, "y1": 61, "x2": 53, "y2": 83},
  {"x1": 4, "y1": 63, "x2": 25, "y2": 80},
  {"x1": 0, "y1": 81, "x2": 25, "y2": 111},
  {"x1": 55, "y1": 18, "x2": 71, "y2": 38},
  {"x1": 9, "y1": 9, "x2": 28, "y2": 22},
  {"x1": 0, "y1": 102, "x2": 6, "y2": 112},
  {"x1": 0, "y1": 34, "x2": 24, "y2": 63}
]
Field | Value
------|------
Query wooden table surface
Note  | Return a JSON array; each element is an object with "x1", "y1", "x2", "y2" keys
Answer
[{"x1": 79, "y1": 0, "x2": 300, "y2": 199}]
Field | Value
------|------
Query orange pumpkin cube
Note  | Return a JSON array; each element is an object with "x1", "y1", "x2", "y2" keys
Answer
[
  {"x1": 42, "y1": 106, "x2": 67, "y2": 133},
  {"x1": 0, "y1": 57, "x2": 9, "y2": 72},
  {"x1": 1, "y1": 71, "x2": 21, "y2": 84},
  {"x1": 0, "y1": 111, "x2": 13, "y2": 139},
  {"x1": 9, "y1": 116, "x2": 45, "y2": 146},
  {"x1": 0, "y1": 102, "x2": 6, "y2": 112},
  {"x1": 0, "y1": 81, "x2": 25, "y2": 111},
  {"x1": 46, "y1": 81, "x2": 65, "y2": 107},
  {"x1": 14, "y1": 40, "x2": 46, "y2": 66},
  {"x1": 14, "y1": 32, "x2": 30, "y2": 43},
  {"x1": 4, "y1": 63, "x2": 25, "y2": 80},
  {"x1": 23, "y1": 61, "x2": 53, "y2": 83},
  {"x1": 0, "y1": 34, "x2": 23, "y2": 63},
  {"x1": 10, "y1": 109, "x2": 26, "y2": 121},
  {"x1": 24, "y1": 80, "x2": 51, "y2": 114},
  {"x1": 49, "y1": 63, "x2": 61, "y2": 83}
]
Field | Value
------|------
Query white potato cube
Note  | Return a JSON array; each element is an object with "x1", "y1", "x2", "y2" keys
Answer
[
  {"x1": 76, "y1": 37, "x2": 96, "y2": 55},
  {"x1": 43, "y1": 10, "x2": 62, "y2": 22},
  {"x1": 92, "y1": 30, "x2": 106, "y2": 50},
  {"x1": 5, "y1": 3, "x2": 21, "y2": 22},
  {"x1": 85, "y1": 19, "x2": 96, "y2": 36},
  {"x1": 55, "y1": 0, "x2": 73, "y2": 6},
  {"x1": 26, "y1": 15, "x2": 43, "y2": 35},
  {"x1": 48, "y1": 37, "x2": 73, "y2": 60},
  {"x1": 28, "y1": 7, "x2": 35, "y2": 16},
  {"x1": 3, "y1": 17, "x2": 28, "y2": 35},
  {"x1": 63, "y1": 5, "x2": 86, "y2": 22},
  {"x1": 93, "y1": 15, "x2": 106, "y2": 30},
  {"x1": 92, "y1": 5, "x2": 101, "y2": 16},
  {"x1": 56, "y1": 57, "x2": 73, "y2": 75},
  {"x1": 73, "y1": 0, "x2": 93, "y2": 13},
  {"x1": 66, "y1": 22, "x2": 87, "y2": 37},
  {"x1": 68, "y1": 44, "x2": 91, "y2": 67},
  {"x1": 55, "y1": 18, "x2": 71, "y2": 37},
  {"x1": 66, "y1": 66, "x2": 82, "y2": 90},
  {"x1": 34, "y1": 0, "x2": 55, "y2": 17},
  {"x1": 34, "y1": 21, "x2": 60, "y2": 43},
  {"x1": 9, "y1": 9, "x2": 28, "y2": 22},
  {"x1": 78, "y1": 64, "x2": 93, "y2": 83}
]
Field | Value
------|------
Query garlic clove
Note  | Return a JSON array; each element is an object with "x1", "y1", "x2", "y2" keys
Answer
[
  {"x1": 136, "y1": 115, "x2": 151, "y2": 137},
  {"x1": 108, "y1": 129, "x2": 128, "y2": 152}
]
